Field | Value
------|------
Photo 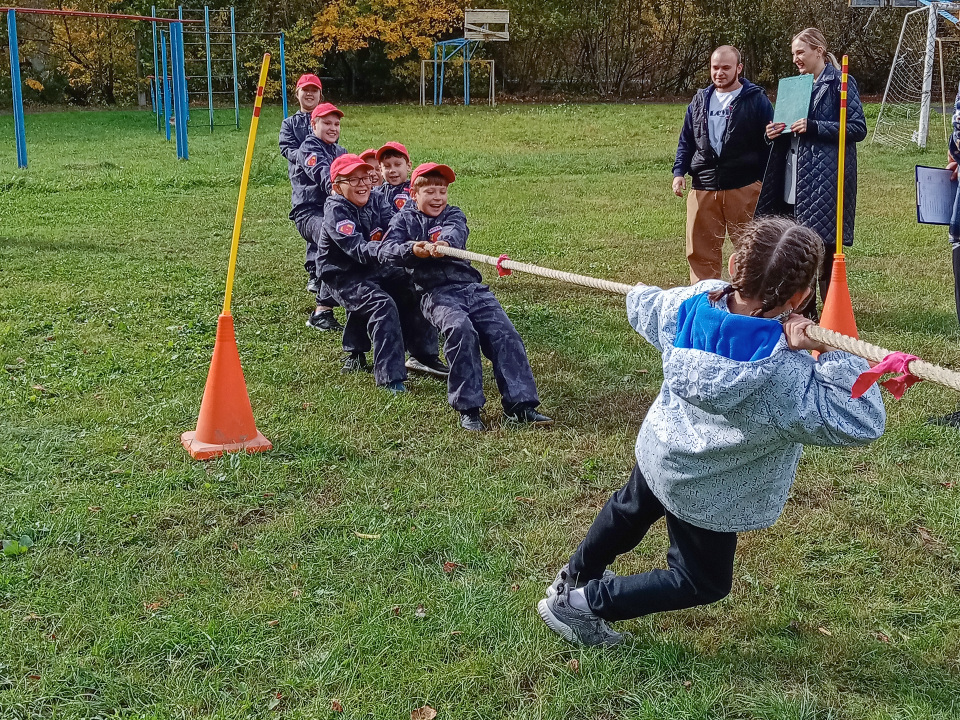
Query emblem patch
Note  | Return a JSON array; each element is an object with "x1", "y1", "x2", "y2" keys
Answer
[
  {"x1": 370, "y1": 228, "x2": 383, "y2": 242},
  {"x1": 394, "y1": 194, "x2": 409, "y2": 210},
  {"x1": 306, "y1": 154, "x2": 317, "y2": 167},
  {"x1": 428, "y1": 225, "x2": 443, "y2": 243},
  {"x1": 336, "y1": 220, "x2": 356, "y2": 235}
]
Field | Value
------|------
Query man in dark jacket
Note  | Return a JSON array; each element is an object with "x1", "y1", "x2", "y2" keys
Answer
[{"x1": 673, "y1": 46, "x2": 774, "y2": 282}]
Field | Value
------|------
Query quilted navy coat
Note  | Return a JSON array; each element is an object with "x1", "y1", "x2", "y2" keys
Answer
[{"x1": 755, "y1": 64, "x2": 866, "y2": 246}]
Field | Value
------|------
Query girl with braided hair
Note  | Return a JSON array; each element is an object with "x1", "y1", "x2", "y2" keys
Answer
[{"x1": 538, "y1": 217, "x2": 886, "y2": 647}]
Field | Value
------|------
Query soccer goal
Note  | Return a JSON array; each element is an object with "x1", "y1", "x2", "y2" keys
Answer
[{"x1": 873, "y1": 1, "x2": 960, "y2": 148}]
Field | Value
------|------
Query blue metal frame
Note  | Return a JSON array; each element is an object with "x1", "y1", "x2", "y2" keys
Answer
[
  {"x1": 204, "y1": 5, "x2": 214, "y2": 132},
  {"x1": 230, "y1": 6, "x2": 239, "y2": 129},
  {"x1": 161, "y1": 31, "x2": 172, "y2": 142},
  {"x1": 279, "y1": 31, "x2": 288, "y2": 118},
  {"x1": 432, "y1": 38, "x2": 481, "y2": 106},
  {"x1": 152, "y1": 6, "x2": 162, "y2": 132},
  {"x1": 170, "y1": 21, "x2": 189, "y2": 159},
  {"x1": 6, "y1": 9, "x2": 27, "y2": 168}
]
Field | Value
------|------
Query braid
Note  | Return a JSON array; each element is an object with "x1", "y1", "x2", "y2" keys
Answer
[{"x1": 726, "y1": 218, "x2": 823, "y2": 318}]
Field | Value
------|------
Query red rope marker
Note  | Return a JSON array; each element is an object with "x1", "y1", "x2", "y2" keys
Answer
[
  {"x1": 851, "y1": 352, "x2": 923, "y2": 400},
  {"x1": 496, "y1": 254, "x2": 512, "y2": 276}
]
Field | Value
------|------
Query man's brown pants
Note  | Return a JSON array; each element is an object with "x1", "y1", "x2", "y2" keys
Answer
[{"x1": 685, "y1": 181, "x2": 761, "y2": 283}]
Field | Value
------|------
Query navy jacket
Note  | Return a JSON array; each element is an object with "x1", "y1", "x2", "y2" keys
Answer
[
  {"x1": 756, "y1": 64, "x2": 866, "y2": 246},
  {"x1": 673, "y1": 79, "x2": 773, "y2": 191},
  {"x1": 290, "y1": 135, "x2": 346, "y2": 223},
  {"x1": 318, "y1": 193, "x2": 393, "y2": 284},
  {"x1": 375, "y1": 181, "x2": 413, "y2": 217},
  {"x1": 279, "y1": 111, "x2": 312, "y2": 162},
  {"x1": 379, "y1": 204, "x2": 482, "y2": 291}
]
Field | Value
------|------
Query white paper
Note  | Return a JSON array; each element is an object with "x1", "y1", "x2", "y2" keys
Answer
[{"x1": 916, "y1": 165, "x2": 958, "y2": 225}]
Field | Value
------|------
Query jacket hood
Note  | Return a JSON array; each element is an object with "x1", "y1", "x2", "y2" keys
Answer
[{"x1": 664, "y1": 292, "x2": 787, "y2": 413}]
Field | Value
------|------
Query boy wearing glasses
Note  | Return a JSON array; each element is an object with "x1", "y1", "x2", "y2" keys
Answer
[
  {"x1": 293, "y1": 103, "x2": 347, "y2": 331},
  {"x1": 319, "y1": 154, "x2": 446, "y2": 388},
  {"x1": 380, "y1": 163, "x2": 550, "y2": 431}
]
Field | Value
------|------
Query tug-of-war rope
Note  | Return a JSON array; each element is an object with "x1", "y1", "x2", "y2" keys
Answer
[{"x1": 434, "y1": 245, "x2": 960, "y2": 396}]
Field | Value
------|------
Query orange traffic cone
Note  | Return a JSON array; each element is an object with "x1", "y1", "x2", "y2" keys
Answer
[
  {"x1": 181, "y1": 314, "x2": 272, "y2": 460},
  {"x1": 819, "y1": 253, "x2": 859, "y2": 340}
]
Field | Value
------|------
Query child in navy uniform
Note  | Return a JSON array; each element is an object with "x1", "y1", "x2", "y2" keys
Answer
[
  {"x1": 281, "y1": 75, "x2": 323, "y2": 296},
  {"x1": 291, "y1": 103, "x2": 347, "y2": 331},
  {"x1": 359, "y1": 149, "x2": 383, "y2": 186},
  {"x1": 537, "y1": 218, "x2": 886, "y2": 647},
  {"x1": 373, "y1": 142, "x2": 413, "y2": 217},
  {"x1": 320, "y1": 154, "x2": 446, "y2": 387},
  {"x1": 379, "y1": 163, "x2": 551, "y2": 431}
]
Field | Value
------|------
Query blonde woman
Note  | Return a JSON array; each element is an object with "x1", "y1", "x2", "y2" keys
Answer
[{"x1": 755, "y1": 28, "x2": 866, "y2": 316}]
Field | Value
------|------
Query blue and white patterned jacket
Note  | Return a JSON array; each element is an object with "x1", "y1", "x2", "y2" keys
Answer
[
  {"x1": 629, "y1": 280, "x2": 886, "y2": 533},
  {"x1": 951, "y1": 81, "x2": 960, "y2": 159}
]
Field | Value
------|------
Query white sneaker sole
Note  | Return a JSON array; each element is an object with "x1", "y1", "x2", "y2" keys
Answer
[
  {"x1": 537, "y1": 598, "x2": 578, "y2": 644},
  {"x1": 405, "y1": 358, "x2": 449, "y2": 378}
]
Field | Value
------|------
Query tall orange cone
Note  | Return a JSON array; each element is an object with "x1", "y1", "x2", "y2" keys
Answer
[
  {"x1": 182, "y1": 54, "x2": 273, "y2": 460},
  {"x1": 818, "y1": 55, "x2": 859, "y2": 344},
  {"x1": 181, "y1": 315, "x2": 272, "y2": 459}
]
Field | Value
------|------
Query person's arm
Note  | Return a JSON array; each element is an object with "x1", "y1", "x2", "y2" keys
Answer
[
  {"x1": 279, "y1": 117, "x2": 299, "y2": 161},
  {"x1": 436, "y1": 208, "x2": 469, "y2": 250},
  {"x1": 300, "y1": 150, "x2": 335, "y2": 197},
  {"x1": 672, "y1": 104, "x2": 695, "y2": 195},
  {"x1": 377, "y1": 214, "x2": 423, "y2": 266},
  {"x1": 806, "y1": 76, "x2": 867, "y2": 142},
  {"x1": 325, "y1": 212, "x2": 379, "y2": 266}
]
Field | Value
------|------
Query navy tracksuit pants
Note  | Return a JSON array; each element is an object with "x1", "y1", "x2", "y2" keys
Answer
[
  {"x1": 421, "y1": 282, "x2": 539, "y2": 413},
  {"x1": 329, "y1": 273, "x2": 439, "y2": 386},
  {"x1": 294, "y1": 215, "x2": 338, "y2": 308},
  {"x1": 567, "y1": 463, "x2": 737, "y2": 623}
]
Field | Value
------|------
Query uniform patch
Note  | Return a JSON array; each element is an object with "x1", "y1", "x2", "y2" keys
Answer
[
  {"x1": 336, "y1": 220, "x2": 356, "y2": 235},
  {"x1": 306, "y1": 154, "x2": 317, "y2": 167},
  {"x1": 370, "y1": 228, "x2": 383, "y2": 242},
  {"x1": 394, "y1": 194, "x2": 409, "y2": 210},
  {"x1": 428, "y1": 225, "x2": 443, "y2": 243}
]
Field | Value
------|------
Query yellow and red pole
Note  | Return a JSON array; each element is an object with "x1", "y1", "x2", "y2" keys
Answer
[
  {"x1": 835, "y1": 55, "x2": 848, "y2": 258},
  {"x1": 223, "y1": 53, "x2": 271, "y2": 316},
  {"x1": 819, "y1": 54, "x2": 859, "y2": 345}
]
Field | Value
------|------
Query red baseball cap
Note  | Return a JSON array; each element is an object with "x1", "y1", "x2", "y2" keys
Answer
[
  {"x1": 410, "y1": 162, "x2": 455, "y2": 185},
  {"x1": 376, "y1": 141, "x2": 410, "y2": 162},
  {"x1": 330, "y1": 153, "x2": 375, "y2": 183},
  {"x1": 359, "y1": 148, "x2": 378, "y2": 162},
  {"x1": 296, "y1": 74, "x2": 323, "y2": 90},
  {"x1": 311, "y1": 103, "x2": 343, "y2": 121}
]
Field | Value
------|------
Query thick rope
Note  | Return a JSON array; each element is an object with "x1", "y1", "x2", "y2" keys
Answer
[{"x1": 433, "y1": 245, "x2": 960, "y2": 393}]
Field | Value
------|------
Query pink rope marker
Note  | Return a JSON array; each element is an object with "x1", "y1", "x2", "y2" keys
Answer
[
  {"x1": 851, "y1": 352, "x2": 923, "y2": 400},
  {"x1": 496, "y1": 254, "x2": 512, "y2": 277}
]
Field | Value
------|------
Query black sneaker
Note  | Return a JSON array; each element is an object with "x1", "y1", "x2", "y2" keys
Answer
[
  {"x1": 307, "y1": 308, "x2": 344, "y2": 332},
  {"x1": 341, "y1": 352, "x2": 371, "y2": 374},
  {"x1": 459, "y1": 410, "x2": 485, "y2": 431},
  {"x1": 406, "y1": 356, "x2": 450, "y2": 378},
  {"x1": 928, "y1": 409, "x2": 960, "y2": 428},
  {"x1": 504, "y1": 405, "x2": 554, "y2": 426},
  {"x1": 305, "y1": 277, "x2": 321, "y2": 294}
]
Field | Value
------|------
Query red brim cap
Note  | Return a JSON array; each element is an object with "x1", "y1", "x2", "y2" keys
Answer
[
  {"x1": 329, "y1": 153, "x2": 375, "y2": 183},
  {"x1": 296, "y1": 74, "x2": 322, "y2": 90},
  {"x1": 376, "y1": 141, "x2": 410, "y2": 162},
  {"x1": 410, "y1": 162, "x2": 455, "y2": 185},
  {"x1": 359, "y1": 149, "x2": 378, "y2": 161},
  {"x1": 311, "y1": 102, "x2": 343, "y2": 121}
]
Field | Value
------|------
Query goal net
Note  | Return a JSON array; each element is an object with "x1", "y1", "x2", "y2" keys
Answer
[{"x1": 874, "y1": 4, "x2": 960, "y2": 149}]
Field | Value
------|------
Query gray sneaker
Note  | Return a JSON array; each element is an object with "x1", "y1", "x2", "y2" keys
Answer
[
  {"x1": 546, "y1": 564, "x2": 616, "y2": 599},
  {"x1": 537, "y1": 581, "x2": 628, "y2": 647}
]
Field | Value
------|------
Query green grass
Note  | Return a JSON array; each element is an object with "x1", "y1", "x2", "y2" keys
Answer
[{"x1": 1, "y1": 103, "x2": 959, "y2": 719}]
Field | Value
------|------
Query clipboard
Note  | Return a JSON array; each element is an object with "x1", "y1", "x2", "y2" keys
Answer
[
  {"x1": 772, "y1": 74, "x2": 814, "y2": 127},
  {"x1": 916, "y1": 165, "x2": 959, "y2": 225}
]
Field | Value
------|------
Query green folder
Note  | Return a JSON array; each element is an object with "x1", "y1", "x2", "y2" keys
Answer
[{"x1": 772, "y1": 74, "x2": 814, "y2": 127}]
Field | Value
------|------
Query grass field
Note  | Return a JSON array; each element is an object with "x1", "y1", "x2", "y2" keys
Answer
[{"x1": 1, "y1": 103, "x2": 959, "y2": 720}]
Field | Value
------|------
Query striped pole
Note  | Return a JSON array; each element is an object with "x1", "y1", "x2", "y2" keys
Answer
[
  {"x1": 835, "y1": 55, "x2": 848, "y2": 257},
  {"x1": 222, "y1": 54, "x2": 271, "y2": 316}
]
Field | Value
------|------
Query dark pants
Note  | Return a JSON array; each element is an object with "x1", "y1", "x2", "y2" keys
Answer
[
  {"x1": 421, "y1": 283, "x2": 539, "y2": 412},
  {"x1": 294, "y1": 215, "x2": 338, "y2": 307},
  {"x1": 953, "y1": 245, "x2": 960, "y2": 327},
  {"x1": 329, "y1": 273, "x2": 438, "y2": 386},
  {"x1": 567, "y1": 463, "x2": 737, "y2": 623}
]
